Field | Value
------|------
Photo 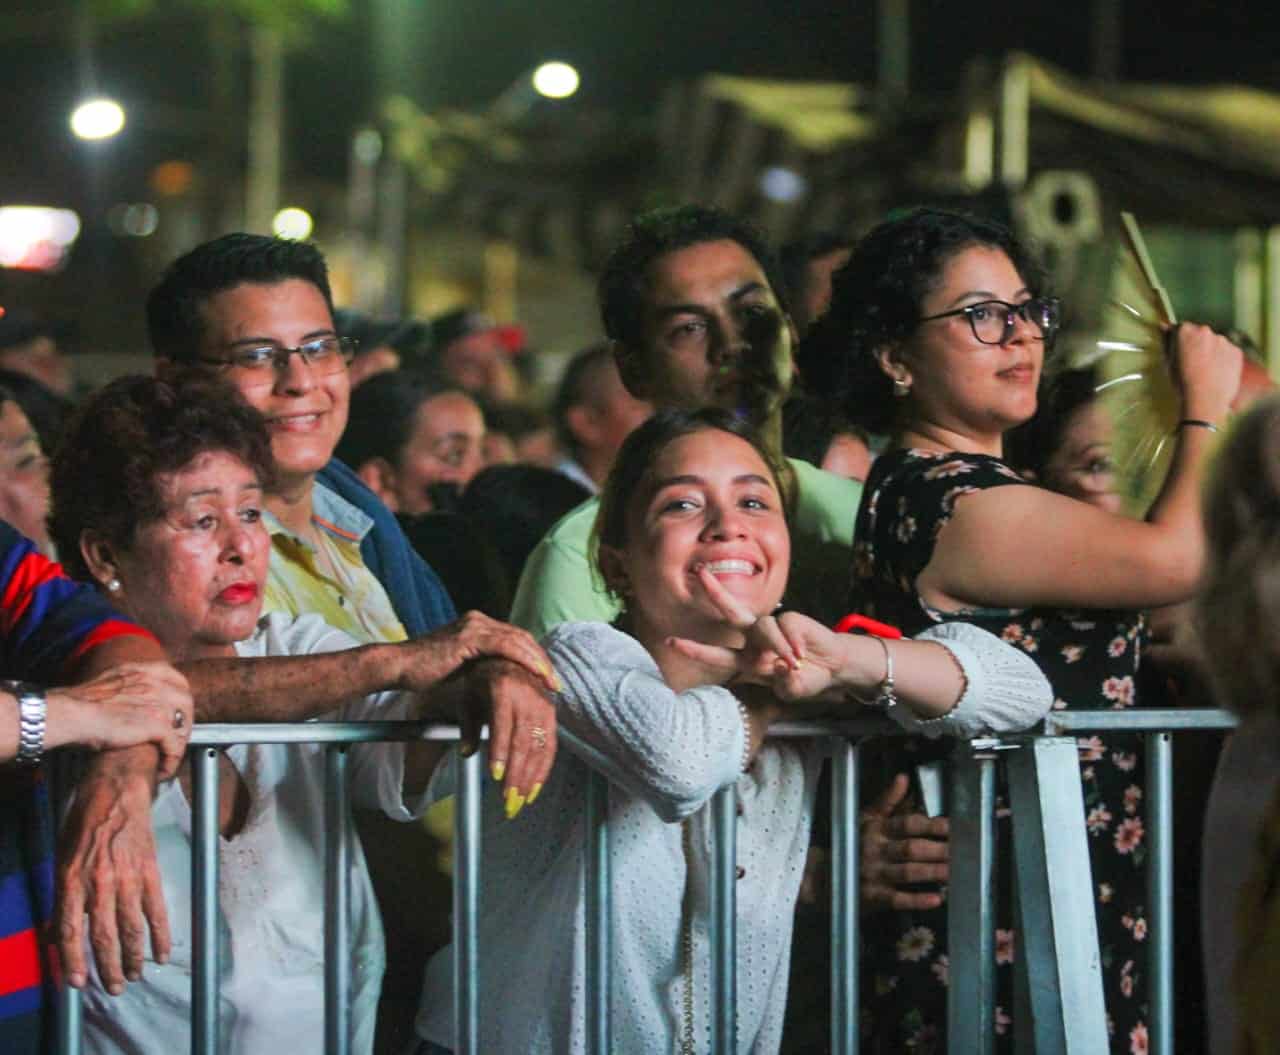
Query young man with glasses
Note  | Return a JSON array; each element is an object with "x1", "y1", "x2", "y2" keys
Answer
[{"x1": 52, "y1": 235, "x2": 556, "y2": 1048}]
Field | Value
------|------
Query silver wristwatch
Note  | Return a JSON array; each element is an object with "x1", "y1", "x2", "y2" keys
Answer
[{"x1": 4, "y1": 680, "x2": 47, "y2": 764}]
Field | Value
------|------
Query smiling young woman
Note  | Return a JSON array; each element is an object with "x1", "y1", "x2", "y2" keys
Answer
[{"x1": 409, "y1": 407, "x2": 1054, "y2": 1055}]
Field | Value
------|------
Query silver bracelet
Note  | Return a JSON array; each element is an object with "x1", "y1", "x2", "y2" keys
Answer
[
  {"x1": 4, "y1": 680, "x2": 47, "y2": 765},
  {"x1": 737, "y1": 700, "x2": 752, "y2": 772},
  {"x1": 871, "y1": 637, "x2": 897, "y2": 712}
]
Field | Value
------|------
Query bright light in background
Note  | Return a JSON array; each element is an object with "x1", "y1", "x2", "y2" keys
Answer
[
  {"x1": 532, "y1": 61, "x2": 580, "y2": 100},
  {"x1": 272, "y1": 207, "x2": 313, "y2": 241},
  {"x1": 70, "y1": 98, "x2": 126, "y2": 140},
  {"x1": 758, "y1": 166, "x2": 808, "y2": 204},
  {"x1": 0, "y1": 206, "x2": 82, "y2": 271},
  {"x1": 107, "y1": 203, "x2": 159, "y2": 238}
]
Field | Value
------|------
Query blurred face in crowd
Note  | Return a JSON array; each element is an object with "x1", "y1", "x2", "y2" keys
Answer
[
  {"x1": 105, "y1": 451, "x2": 270, "y2": 661},
  {"x1": 0, "y1": 400, "x2": 51, "y2": 553},
  {"x1": 1040, "y1": 399, "x2": 1122, "y2": 514},
  {"x1": 441, "y1": 331, "x2": 504, "y2": 394},
  {"x1": 195, "y1": 279, "x2": 349, "y2": 498},
  {"x1": 392, "y1": 391, "x2": 486, "y2": 515},
  {"x1": 624, "y1": 240, "x2": 794, "y2": 422},
  {"x1": 0, "y1": 336, "x2": 73, "y2": 397},
  {"x1": 580, "y1": 357, "x2": 652, "y2": 462}
]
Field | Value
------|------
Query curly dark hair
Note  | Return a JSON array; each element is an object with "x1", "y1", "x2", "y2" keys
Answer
[
  {"x1": 598, "y1": 204, "x2": 788, "y2": 355},
  {"x1": 49, "y1": 372, "x2": 275, "y2": 582},
  {"x1": 146, "y1": 233, "x2": 334, "y2": 362},
  {"x1": 797, "y1": 207, "x2": 1048, "y2": 434},
  {"x1": 592, "y1": 407, "x2": 794, "y2": 599}
]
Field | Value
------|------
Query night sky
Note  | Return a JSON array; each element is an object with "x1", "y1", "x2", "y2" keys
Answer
[{"x1": 5, "y1": 0, "x2": 1280, "y2": 204}]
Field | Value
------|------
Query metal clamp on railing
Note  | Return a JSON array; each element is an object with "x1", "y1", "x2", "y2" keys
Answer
[{"x1": 54, "y1": 709, "x2": 1236, "y2": 1055}]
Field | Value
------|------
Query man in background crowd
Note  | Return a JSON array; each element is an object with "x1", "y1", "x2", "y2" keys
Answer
[{"x1": 550, "y1": 342, "x2": 652, "y2": 493}]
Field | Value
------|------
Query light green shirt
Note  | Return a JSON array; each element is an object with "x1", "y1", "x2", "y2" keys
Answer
[{"x1": 509, "y1": 457, "x2": 862, "y2": 638}]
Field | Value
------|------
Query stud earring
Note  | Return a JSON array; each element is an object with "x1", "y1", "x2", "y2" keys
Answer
[
  {"x1": 106, "y1": 578, "x2": 121, "y2": 593},
  {"x1": 892, "y1": 377, "x2": 911, "y2": 397}
]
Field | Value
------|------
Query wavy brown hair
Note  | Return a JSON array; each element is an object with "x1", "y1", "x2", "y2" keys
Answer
[
  {"x1": 1195, "y1": 393, "x2": 1280, "y2": 717},
  {"x1": 50, "y1": 372, "x2": 275, "y2": 582}
]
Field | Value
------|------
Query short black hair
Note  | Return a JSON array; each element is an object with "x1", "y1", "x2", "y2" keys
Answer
[
  {"x1": 551, "y1": 343, "x2": 613, "y2": 457},
  {"x1": 799, "y1": 207, "x2": 1047, "y2": 434},
  {"x1": 598, "y1": 205, "x2": 788, "y2": 353},
  {"x1": 146, "y1": 233, "x2": 334, "y2": 361}
]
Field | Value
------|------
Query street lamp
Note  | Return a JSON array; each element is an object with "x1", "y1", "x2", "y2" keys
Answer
[
  {"x1": 70, "y1": 97, "x2": 126, "y2": 141},
  {"x1": 532, "y1": 61, "x2": 579, "y2": 100},
  {"x1": 272, "y1": 206, "x2": 314, "y2": 240}
]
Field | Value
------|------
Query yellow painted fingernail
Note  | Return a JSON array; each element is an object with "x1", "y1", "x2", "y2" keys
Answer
[
  {"x1": 505, "y1": 787, "x2": 527, "y2": 820},
  {"x1": 491, "y1": 760, "x2": 506, "y2": 782},
  {"x1": 528, "y1": 782, "x2": 543, "y2": 805}
]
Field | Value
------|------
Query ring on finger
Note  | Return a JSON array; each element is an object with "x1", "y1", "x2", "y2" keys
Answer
[
  {"x1": 530, "y1": 725, "x2": 548, "y2": 749},
  {"x1": 173, "y1": 709, "x2": 186, "y2": 730}
]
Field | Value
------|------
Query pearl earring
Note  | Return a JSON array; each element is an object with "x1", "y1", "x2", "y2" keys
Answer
[{"x1": 106, "y1": 578, "x2": 121, "y2": 593}]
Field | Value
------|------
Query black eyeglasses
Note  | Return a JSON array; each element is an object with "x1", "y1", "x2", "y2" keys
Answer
[
  {"x1": 198, "y1": 336, "x2": 358, "y2": 387},
  {"x1": 918, "y1": 297, "x2": 1061, "y2": 345}
]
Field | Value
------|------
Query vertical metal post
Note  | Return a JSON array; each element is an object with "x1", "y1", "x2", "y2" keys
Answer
[
  {"x1": 51, "y1": 752, "x2": 83, "y2": 1055},
  {"x1": 452, "y1": 750, "x2": 483, "y2": 1055},
  {"x1": 583, "y1": 769, "x2": 611, "y2": 1055},
  {"x1": 1006, "y1": 737, "x2": 1108, "y2": 1053},
  {"x1": 947, "y1": 746, "x2": 997, "y2": 1055},
  {"x1": 830, "y1": 739, "x2": 859, "y2": 1055},
  {"x1": 57, "y1": 985, "x2": 83, "y2": 1055},
  {"x1": 324, "y1": 746, "x2": 351, "y2": 1055},
  {"x1": 191, "y1": 747, "x2": 221, "y2": 1055},
  {"x1": 1146, "y1": 732, "x2": 1174, "y2": 1055},
  {"x1": 710, "y1": 784, "x2": 738, "y2": 1053}
]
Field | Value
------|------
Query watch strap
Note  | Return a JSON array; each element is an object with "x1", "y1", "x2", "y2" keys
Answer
[{"x1": 4, "y1": 680, "x2": 47, "y2": 764}]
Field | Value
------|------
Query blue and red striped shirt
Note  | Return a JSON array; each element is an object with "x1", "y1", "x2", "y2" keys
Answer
[{"x1": 0, "y1": 522, "x2": 150, "y2": 1053}]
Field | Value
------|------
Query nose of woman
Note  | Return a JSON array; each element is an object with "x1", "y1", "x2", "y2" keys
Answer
[{"x1": 701, "y1": 497, "x2": 748, "y2": 540}]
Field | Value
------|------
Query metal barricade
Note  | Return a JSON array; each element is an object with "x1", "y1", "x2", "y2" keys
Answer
[{"x1": 54, "y1": 709, "x2": 1235, "y2": 1055}]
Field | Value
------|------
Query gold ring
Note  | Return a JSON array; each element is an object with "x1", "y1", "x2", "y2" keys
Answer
[
  {"x1": 530, "y1": 725, "x2": 547, "y2": 749},
  {"x1": 173, "y1": 709, "x2": 186, "y2": 730}
]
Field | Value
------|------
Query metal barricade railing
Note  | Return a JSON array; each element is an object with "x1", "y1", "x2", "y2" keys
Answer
[{"x1": 55, "y1": 709, "x2": 1236, "y2": 1055}]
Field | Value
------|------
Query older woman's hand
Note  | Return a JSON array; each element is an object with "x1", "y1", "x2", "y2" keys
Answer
[
  {"x1": 48, "y1": 662, "x2": 194, "y2": 780},
  {"x1": 395, "y1": 611, "x2": 560, "y2": 697}
]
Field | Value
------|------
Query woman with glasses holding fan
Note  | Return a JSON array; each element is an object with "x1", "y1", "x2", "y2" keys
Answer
[{"x1": 801, "y1": 207, "x2": 1242, "y2": 1052}]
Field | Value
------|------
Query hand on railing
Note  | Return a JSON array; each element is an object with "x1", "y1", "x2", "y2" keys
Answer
[
  {"x1": 860, "y1": 773, "x2": 949, "y2": 912},
  {"x1": 46, "y1": 662, "x2": 194, "y2": 780},
  {"x1": 397, "y1": 610, "x2": 561, "y2": 698},
  {"x1": 451, "y1": 657, "x2": 558, "y2": 820}
]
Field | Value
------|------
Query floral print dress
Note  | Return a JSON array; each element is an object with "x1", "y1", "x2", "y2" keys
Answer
[{"x1": 851, "y1": 449, "x2": 1148, "y2": 1055}]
